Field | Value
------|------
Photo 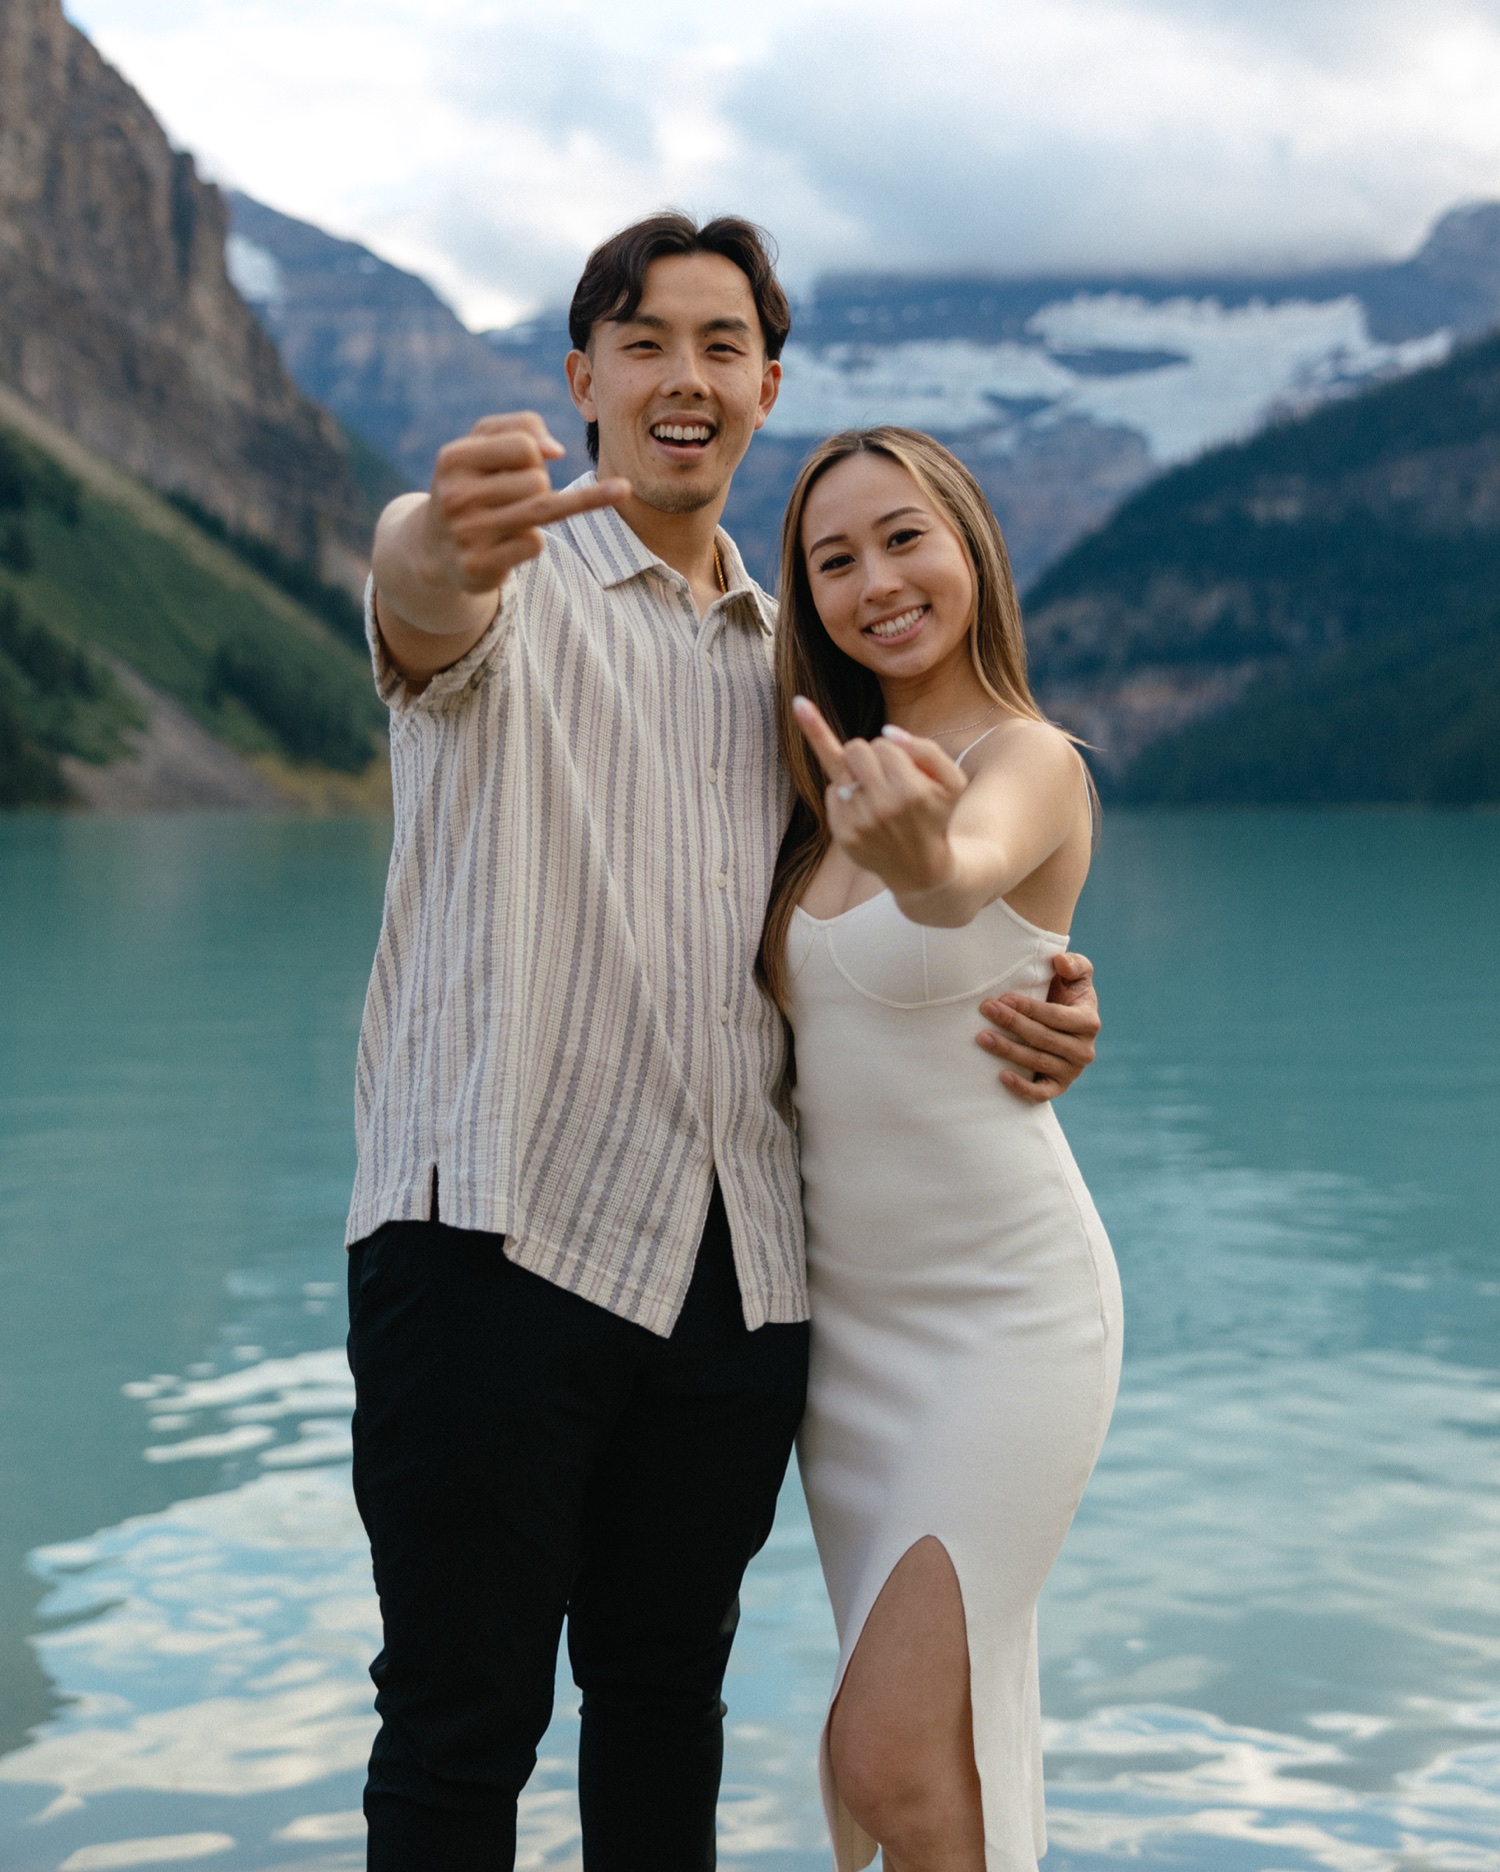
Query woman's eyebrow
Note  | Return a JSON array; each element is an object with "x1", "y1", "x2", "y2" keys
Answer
[{"x1": 806, "y1": 506, "x2": 925, "y2": 556}]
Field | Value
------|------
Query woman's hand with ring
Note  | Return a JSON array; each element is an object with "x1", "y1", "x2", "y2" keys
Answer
[{"x1": 792, "y1": 696, "x2": 967, "y2": 898}]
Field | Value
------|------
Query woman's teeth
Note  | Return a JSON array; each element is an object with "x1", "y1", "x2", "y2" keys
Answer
[
  {"x1": 652, "y1": 424, "x2": 713, "y2": 444},
  {"x1": 865, "y1": 606, "x2": 927, "y2": 640}
]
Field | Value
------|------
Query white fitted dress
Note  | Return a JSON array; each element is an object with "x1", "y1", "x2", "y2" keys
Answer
[{"x1": 788, "y1": 875, "x2": 1122, "y2": 1872}]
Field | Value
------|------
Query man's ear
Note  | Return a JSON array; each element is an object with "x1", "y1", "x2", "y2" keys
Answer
[
  {"x1": 565, "y1": 348, "x2": 597, "y2": 423},
  {"x1": 753, "y1": 357, "x2": 783, "y2": 433}
]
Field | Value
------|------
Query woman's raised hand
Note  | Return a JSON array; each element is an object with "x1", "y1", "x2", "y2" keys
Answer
[{"x1": 792, "y1": 696, "x2": 969, "y2": 899}]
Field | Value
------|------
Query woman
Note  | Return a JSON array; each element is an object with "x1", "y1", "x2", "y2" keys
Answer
[{"x1": 758, "y1": 428, "x2": 1122, "y2": 1872}]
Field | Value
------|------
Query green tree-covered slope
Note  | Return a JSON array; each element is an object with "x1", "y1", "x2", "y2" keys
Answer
[
  {"x1": 1024, "y1": 331, "x2": 1500, "y2": 803},
  {"x1": 0, "y1": 416, "x2": 386, "y2": 808}
]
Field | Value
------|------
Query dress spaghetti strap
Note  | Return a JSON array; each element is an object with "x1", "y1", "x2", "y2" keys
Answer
[
  {"x1": 956, "y1": 722, "x2": 1098, "y2": 845},
  {"x1": 954, "y1": 723, "x2": 1002, "y2": 768},
  {"x1": 1075, "y1": 744, "x2": 1099, "y2": 844}
]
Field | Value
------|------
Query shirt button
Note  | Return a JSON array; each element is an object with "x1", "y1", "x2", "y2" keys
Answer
[
  {"x1": 716, "y1": 871, "x2": 728, "y2": 889},
  {"x1": 706, "y1": 767, "x2": 719, "y2": 785},
  {"x1": 718, "y1": 1005, "x2": 730, "y2": 1023}
]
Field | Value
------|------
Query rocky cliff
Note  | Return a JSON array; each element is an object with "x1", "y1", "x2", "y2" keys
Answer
[{"x1": 0, "y1": 0, "x2": 370, "y2": 581}]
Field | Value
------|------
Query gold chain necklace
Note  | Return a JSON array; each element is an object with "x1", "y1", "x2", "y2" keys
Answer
[
  {"x1": 713, "y1": 542, "x2": 728, "y2": 595},
  {"x1": 913, "y1": 700, "x2": 1001, "y2": 741}
]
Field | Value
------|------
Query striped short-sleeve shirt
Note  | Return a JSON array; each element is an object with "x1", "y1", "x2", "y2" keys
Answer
[{"x1": 345, "y1": 486, "x2": 807, "y2": 1336}]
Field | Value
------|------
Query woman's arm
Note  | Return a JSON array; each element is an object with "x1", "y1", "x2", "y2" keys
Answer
[{"x1": 792, "y1": 697, "x2": 1085, "y2": 929}]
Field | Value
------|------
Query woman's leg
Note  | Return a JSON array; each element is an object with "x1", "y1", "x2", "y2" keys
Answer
[{"x1": 827, "y1": 1537, "x2": 985, "y2": 1872}]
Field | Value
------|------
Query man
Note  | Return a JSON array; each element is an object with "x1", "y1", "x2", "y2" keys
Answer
[{"x1": 346, "y1": 212, "x2": 1100, "y2": 1871}]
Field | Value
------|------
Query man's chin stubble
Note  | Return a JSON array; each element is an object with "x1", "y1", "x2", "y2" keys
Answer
[{"x1": 634, "y1": 470, "x2": 726, "y2": 516}]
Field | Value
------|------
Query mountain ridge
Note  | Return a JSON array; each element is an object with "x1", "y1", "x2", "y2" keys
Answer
[
  {"x1": 226, "y1": 191, "x2": 590, "y2": 499},
  {"x1": 1024, "y1": 329, "x2": 1500, "y2": 802},
  {"x1": 796, "y1": 202, "x2": 1500, "y2": 348}
]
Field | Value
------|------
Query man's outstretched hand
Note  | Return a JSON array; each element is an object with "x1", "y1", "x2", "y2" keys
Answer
[
  {"x1": 977, "y1": 951, "x2": 1100, "y2": 1102},
  {"x1": 420, "y1": 413, "x2": 629, "y2": 595},
  {"x1": 372, "y1": 413, "x2": 630, "y2": 683}
]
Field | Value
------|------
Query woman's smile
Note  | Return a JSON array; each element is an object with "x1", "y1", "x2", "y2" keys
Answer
[{"x1": 863, "y1": 604, "x2": 929, "y2": 644}]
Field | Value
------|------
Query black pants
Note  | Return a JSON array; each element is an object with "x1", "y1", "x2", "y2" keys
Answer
[{"x1": 347, "y1": 1185, "x2": 809, "y2": 1871}]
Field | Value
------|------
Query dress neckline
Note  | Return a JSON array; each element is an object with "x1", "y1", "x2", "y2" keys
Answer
[
  {"x1": 792, "y1": 890, "x2": 888, "y2": 929},
  {"x1": 792, "y1": 889, "x2": 1070, "y2": 948}
]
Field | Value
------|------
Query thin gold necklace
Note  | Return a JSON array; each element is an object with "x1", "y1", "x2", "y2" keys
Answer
[
  {"x1": 713, "y1": 542, "x2": 728, "y2": 595},
  {"x1": 910, "y1": 699, "x2": 1000, "y2": 740}
]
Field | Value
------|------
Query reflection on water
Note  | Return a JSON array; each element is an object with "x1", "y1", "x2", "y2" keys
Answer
[
  {"x1": 0, "y1": 1349, "x2": 831, "y2": 1871},
  {"x1": 1, "y1": 811, "x2": 1497, "y2": 1870}
]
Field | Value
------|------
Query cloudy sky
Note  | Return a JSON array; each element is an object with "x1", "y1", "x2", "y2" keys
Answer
[{"x1": 65, "y1": 0, "x2": 1500, "y2": 329}]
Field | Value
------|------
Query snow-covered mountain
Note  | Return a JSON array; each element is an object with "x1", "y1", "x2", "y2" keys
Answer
[
  {"x1": 775, "y1": 200, "x2": 1500, "y2": 444},
  {"x1": 770, "y1": 295, "x2": 1449, "y2": 465}
]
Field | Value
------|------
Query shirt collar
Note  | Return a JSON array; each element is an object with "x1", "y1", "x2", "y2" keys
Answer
[{"x1": 558, "y1": 475, "x2": 774, "y2": 637}]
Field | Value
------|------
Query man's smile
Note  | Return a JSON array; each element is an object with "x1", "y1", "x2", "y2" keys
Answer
[{"x1": 649, "y1": 420, "x2": 717, "y2": 454}]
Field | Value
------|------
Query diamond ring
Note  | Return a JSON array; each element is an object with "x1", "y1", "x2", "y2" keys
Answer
[{"x1": 836, "y1": 782, "x2": 860, "y2": 802}]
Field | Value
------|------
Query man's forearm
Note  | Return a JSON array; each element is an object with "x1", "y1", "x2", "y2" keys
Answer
[{"x1": 372, "y1": 494, "x2": 503, "y2": 641}]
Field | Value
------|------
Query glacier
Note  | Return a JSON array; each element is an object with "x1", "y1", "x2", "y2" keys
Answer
[{"x1": 767, "y1": 293, "x2": 1452, "y2": 467}]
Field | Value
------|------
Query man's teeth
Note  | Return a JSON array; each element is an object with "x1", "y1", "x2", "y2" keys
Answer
[
  {"x1": 652, "y1": 424, "x2": 713, "y2": 443},
  {"x1": 866, "y1": 607, "x2": 926, "y2": 639}
]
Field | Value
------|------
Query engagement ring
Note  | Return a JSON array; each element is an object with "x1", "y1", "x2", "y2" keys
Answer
[{"x1": 836, "y1": 783, "x2": 860, "y2": 802}]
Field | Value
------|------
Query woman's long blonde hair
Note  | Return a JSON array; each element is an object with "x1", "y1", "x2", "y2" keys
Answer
[{"x1": 757, "y1": 426, "x2": 1065, "y2": 1010}]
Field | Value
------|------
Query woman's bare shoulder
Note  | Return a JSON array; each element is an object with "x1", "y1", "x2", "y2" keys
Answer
[{"x1": 969, "y1": 713, "x2": 1082, "y2": 782}]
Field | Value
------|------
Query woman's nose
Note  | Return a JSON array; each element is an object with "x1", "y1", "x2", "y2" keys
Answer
[{"x1": 860, "y1": 561, "x2": 902, "y2": 605}]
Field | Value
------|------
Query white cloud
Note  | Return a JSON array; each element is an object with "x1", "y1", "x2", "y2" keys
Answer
[{"x1": 64, "y1": 0, "x2": 1500, "y2": 327}]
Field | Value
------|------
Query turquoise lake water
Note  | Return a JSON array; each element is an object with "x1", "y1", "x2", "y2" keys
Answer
[{"x1": 0, "y1": 809, "x2": 1497, "y2": 1872}]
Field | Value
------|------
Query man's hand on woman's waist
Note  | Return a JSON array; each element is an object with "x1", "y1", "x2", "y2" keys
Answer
[{"x1": 977, "y1": 952, "x2": 1100, "y2": 1103}]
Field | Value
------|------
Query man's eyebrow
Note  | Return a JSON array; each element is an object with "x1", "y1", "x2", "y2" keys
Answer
[
  {"x1": 611, "y1": 313, "x2": 755, "y2": 337},
  {"x1": 806, "y1": 506, "x2": 925, "y2": 556}
]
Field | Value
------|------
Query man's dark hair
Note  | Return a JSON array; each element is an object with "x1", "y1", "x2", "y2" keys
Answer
[{"x1": 568, "y1": 211, "x2": 792, "y2": 462}]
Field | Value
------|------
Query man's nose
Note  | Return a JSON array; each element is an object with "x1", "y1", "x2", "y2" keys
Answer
[{"x1": 659, "y1": 345, "x2": 711, "y2": 398}]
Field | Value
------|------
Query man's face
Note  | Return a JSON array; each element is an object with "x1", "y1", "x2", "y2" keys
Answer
[{"x1": 567, "y1": 252, "x2": 782, "y2": 515}]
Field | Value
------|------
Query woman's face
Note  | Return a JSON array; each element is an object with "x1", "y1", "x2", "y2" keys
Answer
[{"x1": 799, "y1": 451, "x2": 976, "y2": 686}]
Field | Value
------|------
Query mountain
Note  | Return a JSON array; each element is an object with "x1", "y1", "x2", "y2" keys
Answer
[
  {"x1": 751, "y1": 204, "x2": 1500, "y2": 585},
  {"x1": 0, "y1": 0, "x2": 372, "y2": 584},
  {"x1": 226, "y1": 194, "x2": 590, "y2": 495},
  {"x1": 0, "y1": 387, "x2": 388, "y2": 810},
  {"x1": 230, "y1": 194, "x2": 1500, "y2": 589},
  {"x1": 1023, "y1": 330, "x2": 1500, "y2": 803}
]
